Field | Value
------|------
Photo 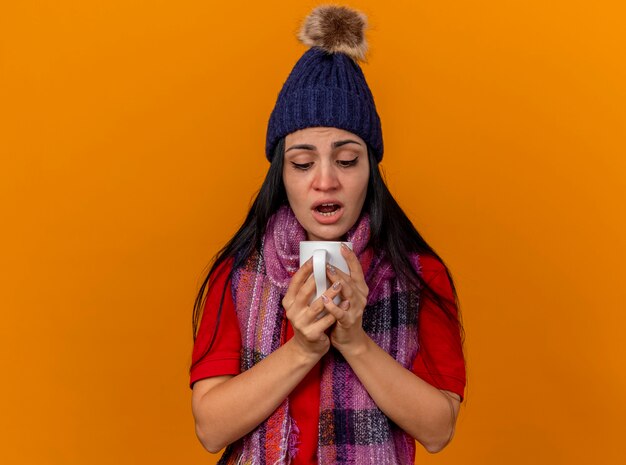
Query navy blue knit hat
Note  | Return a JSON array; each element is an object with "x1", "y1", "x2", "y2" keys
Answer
[{"x1": 265, "y1": 5, "x2": 383, "y2": 163}]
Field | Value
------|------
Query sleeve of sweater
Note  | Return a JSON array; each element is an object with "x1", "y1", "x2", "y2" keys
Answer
[
  {"x1": 190, "y1": 259, "x2": 242, "y2": 389},
  {"x1": 411, "y1": 254, "x2": 466, "y2": 401}
]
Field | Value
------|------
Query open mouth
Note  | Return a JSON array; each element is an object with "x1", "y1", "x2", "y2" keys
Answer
[{"x1": 314, "y1": 203, "x2": 342, "y2": 217}]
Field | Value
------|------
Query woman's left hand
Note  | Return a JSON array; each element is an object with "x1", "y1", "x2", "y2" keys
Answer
[{"x1": 323, "y1": 243, "x2": 370, "y2": 355}]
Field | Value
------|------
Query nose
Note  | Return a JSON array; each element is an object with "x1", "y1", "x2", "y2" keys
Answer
[{"x1": 312, "y1": 162, "x2": 339, "y2": 191}]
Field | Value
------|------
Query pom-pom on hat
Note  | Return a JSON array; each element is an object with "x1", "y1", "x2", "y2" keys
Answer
[{"x1": 265, "y1": 5, "x2": 384, "y2": 162}]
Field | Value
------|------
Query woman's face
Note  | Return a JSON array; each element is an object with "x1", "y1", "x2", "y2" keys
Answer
[{"x1": 283, "y1": 127, "x2": 370, "y2": 241}]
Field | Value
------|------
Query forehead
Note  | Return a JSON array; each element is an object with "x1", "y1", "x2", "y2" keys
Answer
[{"x1": 285, "y1": 126, "x2": 366, "y2": 145}]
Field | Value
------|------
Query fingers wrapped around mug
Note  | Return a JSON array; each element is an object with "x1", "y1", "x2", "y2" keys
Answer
[
  {"x1": 325, "y1": 261, "x2": 368, "y2": 314},
  {"x1": 320, "y1": 276, "x2": 367, "y2": 351},
  {"x1": 284, "y1": 267, "x2": 317, "y2": 322},
  {"x1": 282, "y1": 258, "x2": 313, "y2": 312},
  {"x1": 306, "y1": 280, "x2": 339, "y2": 320},
  {"x1": 320, "y1": 283, "x2": 351, "y2": 325}
]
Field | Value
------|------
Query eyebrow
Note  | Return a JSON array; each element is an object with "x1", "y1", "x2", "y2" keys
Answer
[{"x1": 285, "y1": 139, "x2": 362, "y2": 153}]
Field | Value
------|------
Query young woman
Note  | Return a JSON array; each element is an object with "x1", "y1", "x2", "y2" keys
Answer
[{"x1": 190, "y1": 5, "x2": 466, "y2": 465}]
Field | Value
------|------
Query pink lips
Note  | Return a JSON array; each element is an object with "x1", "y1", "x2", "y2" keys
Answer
[{"x1": 311, "y1": 200, "x2": 344, "y2": 225}]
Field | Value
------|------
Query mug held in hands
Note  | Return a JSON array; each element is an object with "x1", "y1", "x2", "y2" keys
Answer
[{"x1": 299, "y1": 241, "x2": 352, "y2": 307}]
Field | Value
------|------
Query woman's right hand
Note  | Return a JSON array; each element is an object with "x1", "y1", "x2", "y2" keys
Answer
[{"x1": 282, "y1": 259, "x2": 340, "y2": 359}]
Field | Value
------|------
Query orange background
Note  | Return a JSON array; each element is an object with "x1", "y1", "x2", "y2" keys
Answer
[{"x1": 1, "y1": 1, "x2": 625, "y2": 464}]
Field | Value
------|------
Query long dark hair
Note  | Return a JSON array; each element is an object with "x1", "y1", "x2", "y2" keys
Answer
[{"x1": 191, "y1": 137, "x2": 465, "y2": 380}]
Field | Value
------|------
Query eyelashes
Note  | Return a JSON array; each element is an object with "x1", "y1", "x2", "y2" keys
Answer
[
  {"x1": 337, "y1": 156, "x2": 359, "y2": 167},
  {"x1": 291, "y1": 162, "x2": 313, "y2": 170},
  {"x1": 290, "y1": 156, "x2": 359, "y2": 171}
]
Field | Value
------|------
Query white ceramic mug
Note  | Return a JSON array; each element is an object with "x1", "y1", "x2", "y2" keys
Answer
[{"x1": 299, "y1": 241, "x2": 352, "y2": 305}]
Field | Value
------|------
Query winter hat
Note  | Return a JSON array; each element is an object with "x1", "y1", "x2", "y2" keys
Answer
[{"x1": 265, "y1": 5, "x2": 384, "y2": 163}]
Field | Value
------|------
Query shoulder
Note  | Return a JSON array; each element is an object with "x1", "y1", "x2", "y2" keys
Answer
[
  {"x1": 210, "y1": 257, "x2": 235, "y2": 284},
  {"x1": 415, "y1": 253, "x2": 448, "y2": 283},
  {"x1": 414, "y1": 253, "x2": 455, "y2": 303}
]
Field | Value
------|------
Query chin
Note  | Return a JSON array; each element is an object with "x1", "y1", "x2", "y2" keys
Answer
[{"x1": 306, "y1": 223, "x2": 351, "y2": 242}]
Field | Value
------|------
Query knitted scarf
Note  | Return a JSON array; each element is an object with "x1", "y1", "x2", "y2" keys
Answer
[{"x1": 218, "y1": 205, "x2": 422, "y2": 465}]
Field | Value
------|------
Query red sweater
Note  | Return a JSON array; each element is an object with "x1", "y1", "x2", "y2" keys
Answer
[{"x1": 190, "y1": 254, "x2": 466, "y2": 464}]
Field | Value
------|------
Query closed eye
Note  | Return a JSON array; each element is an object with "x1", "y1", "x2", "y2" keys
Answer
[
  {"x1": 291, "y1": 161, "x2": 313, "y2": 171},
  {"x1": 337, "y1": 156, "x2": 359, "y2": 167}
]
